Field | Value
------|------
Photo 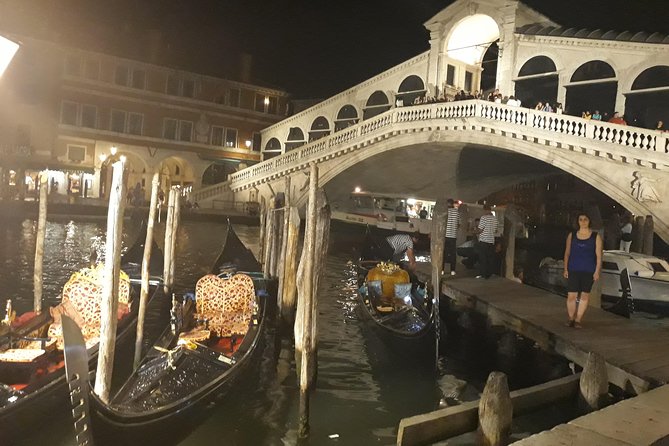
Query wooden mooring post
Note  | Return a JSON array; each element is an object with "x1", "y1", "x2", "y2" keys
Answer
[
  {"x1": 94, "y1": 160, "x2": 126, "y2": 403},
  {"x1": 280, "y1": 206, "x2": 300, "y2": 324},
  {"x1": 632, "y1": 215, "x2": 644, "y2": 253},
  {"x1": 263, "y1": 199, "x2": 276, "y2": 277},
  {"x1": 295, "y1": 163, "x2": 331, "y2": 438},
  {"x1": 579, "y1": 351, "x2": 609, "y2": 413},
  {"x1": 133, "y1": 172, "x2": 160, "y2": 369},
  {"x1": 430, "y1": 200, "x2": 447, "y2": 363},
  {"x1": 33, "y1": 171, "x2": 48, "y2": 314},
  {"x1": 503, "y1": 205, "x2": 518, "y2": 280},
  {"x1": 270, "y1": 207, "x2": 284, "y2": 278},
  {"x1": 163, "y1": 188, "x2": 176, "y2": 293},
  {"x1": 277, "y1": 177, "x2": 291, "y2": 300},
  {"x1": 258, "y1": 195, "x2": 267, "y2": 264},
  {"x1": 478, "y1": 371, "x2": 513, "y2": 446},
  {"x1": 168, "y1": 189, "x2": 181, "y2": 289}
]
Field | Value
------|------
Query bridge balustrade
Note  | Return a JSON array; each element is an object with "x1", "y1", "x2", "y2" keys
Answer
[{"x1": 219, "y1": 99, "x2": 668, "y2": 193}]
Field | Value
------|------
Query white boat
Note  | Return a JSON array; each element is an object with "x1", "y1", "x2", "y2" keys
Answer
[{"x1": 539, "y1": 250, "x2": 669, "y2": 310}]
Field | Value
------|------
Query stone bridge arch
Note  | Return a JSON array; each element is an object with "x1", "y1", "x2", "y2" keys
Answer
[{"x1": 284, "y1": 129, "x2": 667, "y2": 240}]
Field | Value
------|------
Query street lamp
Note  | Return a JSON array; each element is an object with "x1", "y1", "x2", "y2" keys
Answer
[
  {"x1": 110, "y1": 146, "x2": 117, "y2": 156},
  {"x1": 0, "y1": 35, "x2": 19, "y2": 78}
]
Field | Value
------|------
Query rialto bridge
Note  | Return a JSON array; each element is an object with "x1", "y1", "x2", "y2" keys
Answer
[{"x1": 191, "y1": 0, "x2": 669, "y2": 241}]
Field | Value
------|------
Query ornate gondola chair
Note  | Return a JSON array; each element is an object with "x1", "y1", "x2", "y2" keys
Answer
[
  {"x1": 179, "y1": 273, "x2": 256, "y2": 348},
  {"x1": 47, "y1": 264, "x2": 131, "y2": 350}
]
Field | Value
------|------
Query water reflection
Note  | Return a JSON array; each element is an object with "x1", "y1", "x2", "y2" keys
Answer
[{"x1": 1, "y1": 218, "x2": 574, "y2": 446}]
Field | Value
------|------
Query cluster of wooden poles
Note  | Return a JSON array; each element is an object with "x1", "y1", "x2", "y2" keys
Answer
[
  {"x1": 259, "y1": 163, "x2": 331, "y2": 438},
  {"x1": 31, "y1": 161, "x2": 183, "y2": 404}
]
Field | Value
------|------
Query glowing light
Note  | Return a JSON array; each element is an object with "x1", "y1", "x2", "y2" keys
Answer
[
  {"x1": 110, "y1": 146, "x2": 117, "y2": 156},
  {"x1": 7, "y1": 395, "x2": 18, "y2": 403},
  {"x1": 446, "y1": 14, "x2": 499, "y2": 65},
  {"x1": 119, "y1": 155, "x2": 127, "y2": 163},
  {"x1": 99, "y1": 154, "x2": 107, "y2": 162},
  {"x1": 354, "y1": 186, "x2": 361, "y2": 193},
  {"x1": 0, "y1": 35, "x2": 19, "y2": 77},
  {"x1": 407, "y1": 198, "x2": 416, "y2": 205},
  {"x1": 263, "y1": 97, "x2": 270, "y2": 106},
  {"x1": 245, "y1": 140, "x2": 252, "y2": 148}
]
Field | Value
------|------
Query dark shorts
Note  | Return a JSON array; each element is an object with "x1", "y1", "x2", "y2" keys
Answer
[{"x1": 567, "y1": 271, "x2": 594, "y2": 293}]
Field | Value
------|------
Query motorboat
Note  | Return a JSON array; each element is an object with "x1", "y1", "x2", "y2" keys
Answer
[{"x1": 538, "y1": 250, "x2": 669, "y2": 313}]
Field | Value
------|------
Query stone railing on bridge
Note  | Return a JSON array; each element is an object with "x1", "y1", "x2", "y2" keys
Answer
[
  {"x1": 228, "y1": 100, "x2": 669, "y2": 191},
  {"x1": 190, "y1": 180, "x2": 234, "y2": 204}
]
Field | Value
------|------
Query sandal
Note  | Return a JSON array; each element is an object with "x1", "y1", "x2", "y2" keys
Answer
[
  {"x1": 573, "y1": 322, "x2": 583, "y2": 329},
  {"x1": 565, "y1": 320, "x2": 575, "y2": 328}
]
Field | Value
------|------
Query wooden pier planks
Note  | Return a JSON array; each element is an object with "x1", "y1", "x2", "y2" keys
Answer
[
  {"x1": 442, "y1": 277, "x2": 669, "y2": 393},
  {"x1": 513, "y1": 384, "x2": 669, "y2": 445}
]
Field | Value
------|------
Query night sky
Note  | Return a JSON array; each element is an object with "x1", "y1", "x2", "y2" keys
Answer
[{"x1": 10, "y1": 0, "x2": 669, "y2": 99}]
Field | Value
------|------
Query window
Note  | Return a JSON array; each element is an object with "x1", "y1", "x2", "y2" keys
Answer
[
  {"x1": 268, "y1": 96, "x2": 278, "y2": 114},
  {"x1": 179, "y1": 121, "x2": 193, "y2": 142},
  {"x1": 464, "y1": 71, "x2": 473, "y2": 92},
  {"x1": 64, "y1": 56, "x2": 81, "y2": 76},
  {"x1": 182, "y1": 79, "x2": 195, "y2": 98},
  {"x1": 255, "y1": 94, "x2": 265, "y2": 112},
  {"x1": 163, "y1": 118, "x2": 178, "y2": 140},
  {"x1": 227, "y1": 88, "x2": 240, "y2": 107},
  {"x1": 131, "y1": 69, "x2": 146, "y2": 89},
  {"x1": 252, "y1": 132, "x2": 261, "y2": 151},
  {"x1": 166, "y1": 75, "x2": 180, "y2": 95},
  {"x1": 225, "y1": 128, "x2": 237, "y2": 147},
  {"x1": 110, "y1": 110, "x2": 127, "y2": 133},
  {"x1": 115, "y1": 66, "x2": 130, "y2": 86},
  {"x1": 61, "y1": 102, "x2": 78, "y2": 125},
  {"x1": 446, "y1": 65, "x2": 456, "y2": 86},
  {"x1": 128, "y1": 113, "x2": 144, "y2": 135},
  {"x1": 84, "y1": 60, "x2": 100, "y2": 80},
  {"x1": 81, "y1": 105, "x2": 97, "y2": 129},
  {"x1": 67, "y1": 145, "x2": 86, "y2": 162},
  {"x1": 211, "y1": 126, "x2": 225, "y2": 146}
]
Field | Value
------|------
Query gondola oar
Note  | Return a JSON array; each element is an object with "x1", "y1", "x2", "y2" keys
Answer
[{"x1": 62, "y1": 315, "x2": 95, "y2": 446}]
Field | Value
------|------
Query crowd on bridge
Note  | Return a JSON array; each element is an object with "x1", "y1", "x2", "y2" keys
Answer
[{"x1": 399, "y1": 88, "x2": 666, "y2": 133}]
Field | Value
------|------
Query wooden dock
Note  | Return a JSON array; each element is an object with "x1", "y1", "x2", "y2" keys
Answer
[
  {"x1": 513, "y1": 384, "x2": 669, "y2": 445},
  {"x1": 442, "y1": 277, "x2": 669, "y2": 394}
]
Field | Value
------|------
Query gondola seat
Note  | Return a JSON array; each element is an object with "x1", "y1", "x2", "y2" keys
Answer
[
  {"x1": 47, "y1": 264, "x2": 131, "y2": 350},
  {"x1": 190, "y1": 273, "x2": 256, "y2": 339}
]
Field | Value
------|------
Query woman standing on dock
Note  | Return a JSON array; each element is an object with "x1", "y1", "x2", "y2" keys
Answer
[{"x1": 563, "y1": 212, "x2": 603, "y2": 328}]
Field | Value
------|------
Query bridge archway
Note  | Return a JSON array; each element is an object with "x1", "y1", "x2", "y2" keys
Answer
[
  {"x1": 565, "y1": 60, "x2": 617, "y2": 118},
  {"x1": 334, "y1": 104, "x2": 359, "y2": 132},
  {"x1": 157, "y1": 156, "x2": 195, "y2": 193},
  {"x1": 626, "y1": 65, "x2": 669, "y2": 128},
  {"x1": 309, "y1": 116, "x2": 331, "y2": 142},
  {"x1": 515, "y1": 55, "x2": 559, "y2": 109},
  {"x1": 99, "y1": 151, "x2": 148, "y2": 200},
  {"x1": 363, "y1": 91, "x2": 391, "y2": 120},
  {"x1": 202, "y1": 161, "x2": 238, "y2": 185},
  {"x1": 397, "y1": 75, "x2": 426, "y2": 106},
  {"x1": 264, "y1": 137, "x2": 282, "y2": 160},
  {"x1": 285, "y1": 127, "x2": 306, "y2": 152}
]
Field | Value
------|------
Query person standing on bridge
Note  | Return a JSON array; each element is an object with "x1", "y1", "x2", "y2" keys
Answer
[{"x1": 563, "y1": 212, "x2": 603, "y2": 329}]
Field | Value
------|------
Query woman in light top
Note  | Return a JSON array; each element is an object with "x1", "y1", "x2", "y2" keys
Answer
[{"x1": 563, "y1": 212, "x2": 603, "y2": 329}]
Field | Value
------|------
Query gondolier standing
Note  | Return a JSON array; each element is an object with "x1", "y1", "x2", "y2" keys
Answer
[
  {"x1": 444, "y1": 199, "x2": 460, "y2": 275},
  {"x1": 475, "y1": 205, "x2": 498, "y2": 279},
  {"x1": 380, "y1": 232, "x2": 419, "y2": 270}
]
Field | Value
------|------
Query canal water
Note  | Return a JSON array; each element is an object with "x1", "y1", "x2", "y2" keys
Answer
[{"x1": 1, "y1": 217, "x2": 575, "y2": 446}]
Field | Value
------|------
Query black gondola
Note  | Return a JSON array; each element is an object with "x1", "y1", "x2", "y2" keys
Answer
[
  {"x1": 356, "y1": 229, "x2": 436, "y2": 356},
  {"x1": 0, "y1": 224, "x2": 164, "y2": 444},
  {"x1": 64, "y1": 223, "x2": 273, "y2": 446}
]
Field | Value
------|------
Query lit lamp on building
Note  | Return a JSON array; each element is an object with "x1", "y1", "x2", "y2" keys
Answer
[
  {"x1": 245, "y1": 140, "x2": 252, "y2": 149},
  {"x1": 263, "y1": 96, "x2": 270, "y2": 113}
]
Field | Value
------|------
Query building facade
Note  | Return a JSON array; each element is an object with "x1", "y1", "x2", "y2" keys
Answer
[{"x1": 0, "y1": 34, "x2": 289, "y2": 202}]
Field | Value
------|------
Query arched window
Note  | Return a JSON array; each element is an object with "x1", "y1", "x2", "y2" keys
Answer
[
  {"x1": 264, "y1": 137, "x2": 281, "y2": 152},
  {"x1": 518, "y1": 56, "x2": 557, "y2": 77},
  {"x1": 285, "y1": 127, "x2": 306, "y2": 152},
  {"x1": 396, "y1": 75, "x2": 425, "y2": 106},
  {"x1": 335, "y1": 104, "x2": 359, "y2": 131},
  {"x1": 565, "y1": 61, "x2": 617, "y2": 118},
  {"x1": 515, "y1": 56, "x2": 559, "y2": 110},
  {"x1": 626, "y1": 66, "x2": 669, "y2": 129},
  {"x1": 309, "y1": 116, "x2": 331, "y2": 141},
  {"x1": 363, "y1": 91, "x2": 390, "y2": 120},
  {"x1": 570, "y1": 61, "x2": 616, "y2": 83},
  {"x1": 631, "y1": 66, "x2": 669, "y2": 90}
]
